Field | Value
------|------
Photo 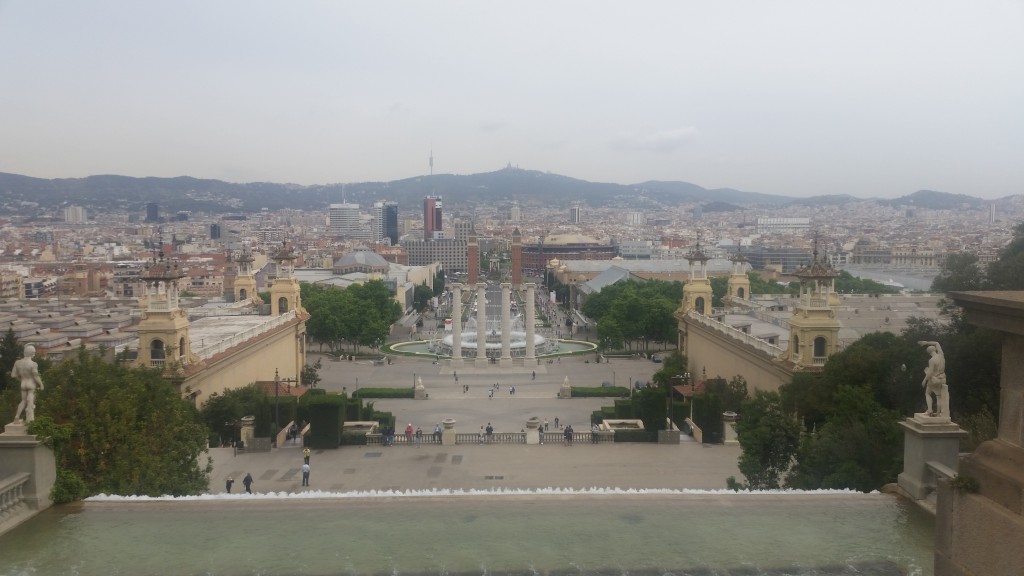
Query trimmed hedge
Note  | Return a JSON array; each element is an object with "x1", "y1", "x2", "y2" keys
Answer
[
  {"x1": 352, "y1": 387, "x2": 415, "y2": 399},
  {"x1": 570, "y1": 386, "x2": 630, "y2": 398},
  {"x1": 306, "y1": 395, "x2": 345, "y2": 449},
  {"x1": 612, "y1": 428, "x2": 658, "y2": 443}
]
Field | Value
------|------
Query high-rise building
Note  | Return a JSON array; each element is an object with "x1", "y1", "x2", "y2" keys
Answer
[
  {"x1": 509, "y1": 204, "x2": 522, "y2": 223},
  {"x1": 424, "y1": 196, "x2": 443, "y2": 239},
  {"x1": 373, "y1": 201, "x2": 399, "y2": 245},
  {"x1": 63, "y1": 206, "x2": 87, "y2": 223},
  {"x1": 145, "y1": 203, "x2": 159, "y2": 223},
  {"x1": 329, "y1": 203, "x2": 361, "y2": 237},
  {"x1": 570, "y1": 205, "x2": 581, "y2": 224},
  {"x1": 210, "y1": 223, "x2": 222, "y2": 240},
  {"x1": 628, "y1": 211, "x2": 644, "y2": 226}
]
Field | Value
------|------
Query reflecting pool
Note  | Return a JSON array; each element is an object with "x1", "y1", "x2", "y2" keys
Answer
[{"x1": 0, "y1": 491, "x2": 934, "y2": 575}]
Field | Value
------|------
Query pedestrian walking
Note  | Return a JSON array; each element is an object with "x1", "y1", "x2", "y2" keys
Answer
[
  {"x1": 543, "y1": 418, "x2": 549, "y2": 431},
  {"x1": 591, "y1": 423, "x2": 600, "y2": 444},
  {"x1": 479, "y1": 426, "x2": 485, "y2": 444},
  {"x1": 555, "y1": 416, "x2": 560, "y2": 429},
  {"x1": 303, "y1": 447, "x2": 311, "y2": 464},
  {"x1": 415, "y1": 426, "x2": 423, "y2": 447},
  {"x1": 301, "y1": 463, "x2": 310, "y2": 486},
  {"x1": 225, "y1": 477, "x2": 234, "y2": 493},
  {"x1": 242, "y1": 473, "x2": 253, "y2": 494},
  {"x1": 488, "y1": 389, "x2": 493, "y2": 399}
]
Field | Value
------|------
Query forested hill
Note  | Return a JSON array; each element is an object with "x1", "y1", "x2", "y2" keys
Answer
[{"x1": 0, "y1": 168, "x2": 1005, "y2": 217}]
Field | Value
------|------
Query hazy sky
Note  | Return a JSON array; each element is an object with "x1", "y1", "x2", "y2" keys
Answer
[{"x1": 1, "y1": 1, "x2": 1021, "y2": 198}]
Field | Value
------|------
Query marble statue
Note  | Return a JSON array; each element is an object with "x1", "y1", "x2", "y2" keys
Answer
[
  {"x1": 918, "y1": 340, "x2": 949, "y2": 417},
  {"x1": 12, "y1": 344, "x2": 44, "y2": 423}
]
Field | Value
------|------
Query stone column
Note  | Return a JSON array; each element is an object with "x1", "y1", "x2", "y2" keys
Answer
[
  {"x1": 526, "y1": 283, "x2": 536, "y2": 361},
  {"x1": 451, "y1": 284, "x2": 463, "y2": 367},
  {"x1": 897, "y1": 414, "x2": 965, "y2": 500},
  {"x1": 525, "y1": 416, "x2": 542, "y2": 445},
  {"x1": 500, "y1": 283, "x2": 512, "y2": 366},
  {"x1": 475, "y1": 283, "x2": 488, "y2": 366},
  {"x1": 441, "y1": 418, "x2": 457, "y2": 446},
  {"x1": 240, "y1": 415, "x2": 256, "y2": 450}
]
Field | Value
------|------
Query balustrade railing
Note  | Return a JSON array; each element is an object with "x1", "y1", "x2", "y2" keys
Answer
[
  {"x1": 0, "y1": 473, "x2": 30, "y2": 522},
  {"x1": 192, "y1": 310, "x2": 297, "y2": 359},
  {"x1": 687, "y1": 310, "x2": 784, "y2": 357},
  {"x1": 365, "y1": 431, "x2": 613, "y2": 445}
]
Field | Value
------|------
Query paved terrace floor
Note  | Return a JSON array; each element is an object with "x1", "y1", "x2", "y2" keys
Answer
[{"x1": 211, "y1": 351, "x2": 742, "y2": 494}]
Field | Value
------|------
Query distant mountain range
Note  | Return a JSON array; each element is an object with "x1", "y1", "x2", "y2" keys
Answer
[{"x1": 0, "y1": 168, "x2": 1012, "y2": 218}]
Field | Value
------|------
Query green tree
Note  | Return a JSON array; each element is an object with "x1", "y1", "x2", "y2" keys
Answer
[
  {"x1": 786, "y1": 386, "x2": 902, "y2": 492},
  {"x1": 748, "y1": 272, "x2": 790, "y2": 295},
  {"x1": 413, "y1": 283, "x2": 433, "y2": 312},
  {"x1": 0, "y1": 328, "x2": 21, "y2": 392},
  {"x1": 735, "y1": 390, "x2": 801, "y2": 489},
  {"x1": 931, "y1": 252, "x2": 983, "y2": 292},
  {"x1": 710, "y1": 275, "x2": 728, "y2": 307},
  {"x1": 985, "y1": 221, "x2": 1024, "y2": 290},
  {"x1": 301, "y1": 357, "x2": 322, "y2": 388},
  {"x1": 36, "y1": 350, "x2": 211, "y2": 498},
  {"x1": 199, "y1": 384, "x2": 272, "y2": 445}
]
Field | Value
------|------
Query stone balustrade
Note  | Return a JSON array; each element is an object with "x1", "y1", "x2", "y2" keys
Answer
[{"x1": 0, "y1": 473, "x2": 31, "y2": 538}]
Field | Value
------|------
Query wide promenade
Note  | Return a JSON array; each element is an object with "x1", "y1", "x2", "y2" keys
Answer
[{"x1": 209, "y1": 351, "x2": 742, "y2": 494}]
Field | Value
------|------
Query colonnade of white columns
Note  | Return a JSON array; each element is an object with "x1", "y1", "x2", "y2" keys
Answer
[{"x1": 447, "y1": 282, "x2": 538, "y2": 367}]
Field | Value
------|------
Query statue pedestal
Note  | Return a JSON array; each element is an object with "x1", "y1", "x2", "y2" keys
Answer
[
  {"x1": 441, "y1": 419, "x2": 457, "y2": 446},
  {"x1": 0, "y1": 423, "x2": 57, "y2": 515},
  {"x1": 525, "y1": 417, "x2": 542, "y2": 445},
  {"x1": 898, "y1": 414, "x2": 966, "y2": 501}
]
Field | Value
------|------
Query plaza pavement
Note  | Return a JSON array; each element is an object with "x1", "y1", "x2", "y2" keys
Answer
[{"x1": 209, "y1": 351, "x2": 742, "y2": 495}]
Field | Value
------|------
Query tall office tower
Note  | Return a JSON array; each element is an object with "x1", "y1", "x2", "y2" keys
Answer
[
  {"x1": 989, "y1": 203, "x2": 997, "y2": 226},
  {"x1": 372, "y1": 201, "x2": 400, "y2": 244},
  {"x1": 453, "y1": 219, "x2": 473, "y2": 243},
  {"x1": 628, "y1": 211, "x2": 644, "y2": 226},
  {"x1": 63, "y1": 205, "x2": 87, "y2": 223},
  {"x1": 210, "y1": 223, "x2": 222, "y2": 240},
  {"x1": 145, "y1": 203, "x2": 159, "y2": 223},
  {"x1": 423, "y1": 195, "x2": 443, "y2": 239},
  {"x1": 509, "y1": 204, "x2": 522, "y2": 223},
  {"x1": 329, "y1": 203, "x2": 361, "y2": 237},
  {"x1": 570, "y1": 205, "x2": 581, "y2": 224}
]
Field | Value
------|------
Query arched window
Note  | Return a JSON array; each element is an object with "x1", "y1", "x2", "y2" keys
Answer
[
  {"x1": 278, "y1": 297, "x2": 289, "y2": 314},
  {"x1": 695, "y1": 297, "x2": 705, "y2": 314},
  {"x1": 792, "y1": 335, "x2": 800, "y2": 354},
  {"x1": 179, "y1": 337, "x2": 186, "y2": 359},
  {"x1": 814, "y1": 336, "x2": 827, "y2": 357},
  {"x1": 239, "y1": 288, "x2": 247, "y2": 300},
  {"x1": 737, "y1": 287, "x2": 745, "y2": 299},
  {"x1": 150, "y1": 339, "x2": 165, "y2": 366}
]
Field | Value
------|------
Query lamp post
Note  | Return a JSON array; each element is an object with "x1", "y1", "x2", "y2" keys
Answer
[{"x1": 274, "y1": 368, "x2": 280, "y2": 434}]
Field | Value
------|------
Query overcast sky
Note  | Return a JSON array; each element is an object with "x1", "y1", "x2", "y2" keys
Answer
[{"x1": 1, "y1": 1, "x2": 1021, "y2": 199}]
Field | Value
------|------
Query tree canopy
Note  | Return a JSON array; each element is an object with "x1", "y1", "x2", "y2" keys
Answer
[
  {"x1": 581, "y1": 279, "x2": 682, "y2": 351},
  {"x1": 302, "y1": 280, "x2": 402, "y2": 353},
  {"x1": 33, "y1": 349, "x2": 210, "y2": 499},
  {"x1": 931, "y1": 221, "x2": 1024, "y2": 292}
]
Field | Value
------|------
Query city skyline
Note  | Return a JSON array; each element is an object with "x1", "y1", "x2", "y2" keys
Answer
[{"x1": 1, "y1": 1, "x2": 1021, "y2": 199}]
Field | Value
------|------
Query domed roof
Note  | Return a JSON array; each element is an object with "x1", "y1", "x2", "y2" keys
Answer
[{"x1": 334, "y1": 249, "x2": 389, "y2": 268}]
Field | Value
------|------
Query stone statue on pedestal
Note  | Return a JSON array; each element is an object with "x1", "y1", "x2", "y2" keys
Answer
[
  {"x1": 918, "y1": 340, "x2": 949, "y2": 418},
  {"x1": 12, "y1": 344, "x2": 44, "y2": 423}
]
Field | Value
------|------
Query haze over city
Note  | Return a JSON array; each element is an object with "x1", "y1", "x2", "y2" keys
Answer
[{"x1": 1, "y1": 1, "x2": 1021, "y2": 199}]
